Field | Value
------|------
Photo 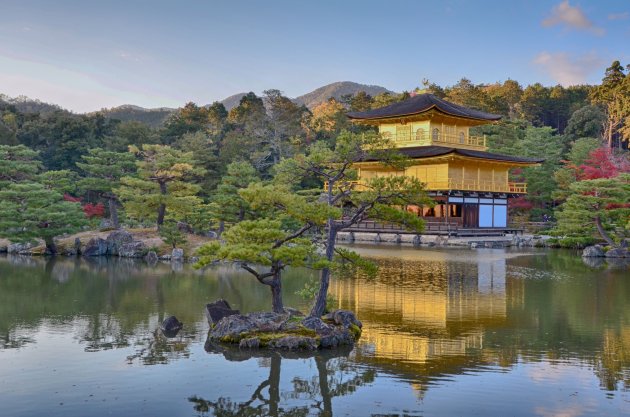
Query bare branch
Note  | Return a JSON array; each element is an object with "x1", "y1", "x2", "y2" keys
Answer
[
  {"x1": 330, "y1": 188, "x2": 352, "y2": 204},
  {"x1": 330, "y1": 161, "x2": 353, "y2": 183},
  {"x1": 273, "y1": 223, "x2": 314, "y2": 248},
  {"x1": 241, "y1": 263, "x2": 274, "y2": 285},
  {"x1": 340, "y1": 202, "x2": 373, "y2": 229}
]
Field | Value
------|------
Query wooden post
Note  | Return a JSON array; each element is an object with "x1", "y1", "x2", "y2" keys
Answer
[
  {"x1": 446, "y1": 199, "x2": 450, "y2": 235},
  {"x1": 477, "y1": 166, "x2": 481, "y2": 191}
]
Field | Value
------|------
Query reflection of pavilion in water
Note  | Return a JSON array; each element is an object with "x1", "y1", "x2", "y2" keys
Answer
[{"x1": 330, "y1": 256, "x2": 514, "y2": 366}]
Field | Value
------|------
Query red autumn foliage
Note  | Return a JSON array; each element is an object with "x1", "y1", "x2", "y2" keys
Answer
[
  {"x1": 62, "y1": 194, "x2": 105, "y2": 218},
  {"x1": 605, "y1": 202, "x2": 630, "y2": 210},
  {"x1": 82, "y1": 202, "x2": 105, "y2": 218},
  {"x1": 578, "y1": 147, "x2": 630, "y2": 180}
]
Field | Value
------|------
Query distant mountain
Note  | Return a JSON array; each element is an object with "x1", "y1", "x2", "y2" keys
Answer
[
  {"x1": 3, "y1": 81, "x2": 395, "y2": 127},
  {"x1": 294, "y1": 81, "x2": 393, "y2": 109},
  {"x1": 97, "y1": 105, "x2": 176, "y2": 128},
  {"x1": 219, "y1": 93, "x2": 248, "y2": 111},
  {"x1": 0, "y1": 94, "x2": 67, "y2": 114},
  {"x1": 216, "y1": 82, "x2": 393, "y2": 112}
]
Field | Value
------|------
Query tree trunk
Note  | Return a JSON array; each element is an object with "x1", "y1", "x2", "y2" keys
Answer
[
  {"x1": 608, "y1": 121, "x2": 613, "y2": 148},
  {"x1": 315, "y1": 356, "x2": 332, "y2": 416},
  {"x1": 595, "y1": 215, "x2": 616, "y2": 247},
  {"x1": 44, "y1": 236, "x2": 57, "y2": 255},
  {"x1": 270, "y1": 269, "x2": 284, "y2": 313},
  {"x1": 108, "y1": 196, "x2": 120, "y2": 229},
  {"x1": 218, "y1": 220, "x2": 225, "y2": 237},
  {"x1": 268, "y1": 354, "x2": 281, "y2": 416},
  {"x1": 310, "y1": 220, "x2": 336, "y2": 318},
  {"x1": 157, "y1": 181, "x2": 167, "y2": 226}
]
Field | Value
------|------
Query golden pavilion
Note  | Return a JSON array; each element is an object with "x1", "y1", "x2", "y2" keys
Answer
[{"x1": 346, "y1": 94, "x2": 542, "y2": 231}]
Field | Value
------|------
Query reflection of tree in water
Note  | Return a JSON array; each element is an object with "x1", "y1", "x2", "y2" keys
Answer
[
  {"x1": 289, "y1": 355, "x2": 376, "y2": 416},
  {"x1": 1, "y1": 333, "x2": 35, "y2": 349},
  {"x1": 189, "y1": 345, "x2": 374, "y2": 417},
  {"x1": 125, "y1": 329, "x2": 195, "y2": 365},
  {"x1": 189, "y1": 353, "x2": 304, "y2": 417},
  {"x1": 0, "y1": 255, "x2": 312, "y2": 361}
]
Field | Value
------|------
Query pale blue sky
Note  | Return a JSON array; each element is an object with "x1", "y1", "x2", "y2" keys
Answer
[{"x1": 0, "y1": 0, "x2": 628, "y2": 112}]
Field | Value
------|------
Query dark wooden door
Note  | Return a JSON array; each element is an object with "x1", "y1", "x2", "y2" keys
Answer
[{"x1": 463, "y1": 204, "x2": 478, "y2": 228}]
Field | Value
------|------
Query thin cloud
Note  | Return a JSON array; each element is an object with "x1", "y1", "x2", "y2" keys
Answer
[
  {"x1": 542, "y1": 0, "x2": 604, "y2": 36},
  {"x1": 117, "y1": 51, "x2": 148, "y2": 63},
  {"x1": 608, "y1": 12, "x2": 629, "y2": 21},
  {"x1": 533, "y1": 51, "x2": 603, "y2": 86}
]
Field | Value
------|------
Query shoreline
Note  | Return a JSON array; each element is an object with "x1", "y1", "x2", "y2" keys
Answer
[{"x1": 337, "y1": 231, "x2": 553, "y2": 249}]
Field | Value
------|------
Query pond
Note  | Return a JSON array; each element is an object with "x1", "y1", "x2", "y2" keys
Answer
[{"x1": 0, "y1": 247, "x2": 629, "y2": 416}]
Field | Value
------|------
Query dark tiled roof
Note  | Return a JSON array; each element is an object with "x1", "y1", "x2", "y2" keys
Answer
[
  {"x1": 347, "y1": 94, "x2": 502, "y2": 121},
  {"x1": 362, "y1": 146, "x2": 543, "y2": 164}
]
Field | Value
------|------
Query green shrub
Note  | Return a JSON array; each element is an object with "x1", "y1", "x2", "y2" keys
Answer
[
  {"x1": 558, "y1": 236, "x2": 597, "y2": 249},
  {"x1": 159, "y1": 221, "x2": 187, "y2": 249}
]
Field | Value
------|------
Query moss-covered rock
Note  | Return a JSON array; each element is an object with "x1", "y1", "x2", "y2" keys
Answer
[{"x1": 207, "y1": 305, "x2": 362, "y2": 351}]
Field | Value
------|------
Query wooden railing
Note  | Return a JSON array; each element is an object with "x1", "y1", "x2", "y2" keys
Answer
[
  {"x1": 343, "y1": 219, "x2": 524, "y2": 236},
  {"x1": 347, "y1": 219, "x2": 458, "y2": 233},
  {"x1": 381, "y1": 131, "x2": 487, "y2": 149},
  {"x1": 324, "y1": 179, "x2": 527, "y2": 194},
  {"x1": 508, "y1": 182, "x2": 527, "y2": 193},
  {"x1": 428, "y1": 179, "x2": 527, "y2": 193}
]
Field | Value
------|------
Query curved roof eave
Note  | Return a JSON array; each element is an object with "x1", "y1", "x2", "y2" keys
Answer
[
  {"x1": 358, "y1": 146, "x2": 544, "y2": 165},
  {"x1": 346, "y1": 94, "x2": 502, "y2": 122}
]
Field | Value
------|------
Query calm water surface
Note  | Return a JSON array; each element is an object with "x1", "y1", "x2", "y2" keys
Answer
[{"x1": 0, "y1": 247, "x2": 629, "y2": 416}]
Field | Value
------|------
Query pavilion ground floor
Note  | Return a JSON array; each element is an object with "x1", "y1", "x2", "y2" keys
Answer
[{"x1": 345, "y1": 191, "x2": 524, "y2": 236}]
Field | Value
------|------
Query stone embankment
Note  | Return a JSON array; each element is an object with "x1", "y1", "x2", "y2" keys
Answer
[
  {"x1": 204, "y1": 299, "x2": 362, "y2": 351},
  {"x1": 581, "y1": 244, "x2": 630, "y2": 268},
  {"x1": 0, "y1": 229, "x2": 208, "y2": 262},
  {"x1": 582, "y1": 244, "x2": 629, "y2": 258},
  {"x1": 337, "y1": 231, "x2": 552, "y2": 249}
]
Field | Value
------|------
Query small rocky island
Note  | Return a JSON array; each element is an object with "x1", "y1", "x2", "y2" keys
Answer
[{"x1": 205, "y1": 300, "x2": 362, "y2": 350}]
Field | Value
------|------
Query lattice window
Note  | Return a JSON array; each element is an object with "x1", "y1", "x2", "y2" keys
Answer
[
  {"x1": 432, "y1": 128, "x2": 440, "y2": 141},
  {"x1": 415, "y1": 128, "x2": 425, "y2": 141},
  {"x1": 459, "y1": 131, "x2": 465, "y2": 144},
  {"x1": 396, "y1": 125, "x2": 411, "y2": 141}
]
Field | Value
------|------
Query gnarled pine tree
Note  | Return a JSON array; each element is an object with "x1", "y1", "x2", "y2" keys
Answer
[
  {"x1": 77, "y1": 148, "x2": 136, "y2": 228},
  {"x1": 117, "y1": 144, "x2": 204, "y2": 227}
]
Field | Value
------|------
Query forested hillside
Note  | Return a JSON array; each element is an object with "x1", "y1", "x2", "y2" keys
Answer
[
  {"x1": 293, "y1": 81, "x2": 393, "y2": 109},
  {"x1": 95, "y1": 105, "x2": 176, "y2": 128},
  {"x1": 1, "y1": 61, "x2": 628, "y2": 249},
  {"x1": 0, "y1": 94, "x2": 65, "y2": 114}
]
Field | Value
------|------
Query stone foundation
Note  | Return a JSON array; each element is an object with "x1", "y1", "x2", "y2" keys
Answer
[{"x1": 336, "y1": 232, "x2": 554, "y2": 248}]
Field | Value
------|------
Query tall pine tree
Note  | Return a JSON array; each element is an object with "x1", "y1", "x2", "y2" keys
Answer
[
  {"x1": 117, "y1": 144, "x2": 204, "y2": 226},
  {"x1": 76, "y1": 148, "x2": 136, "y2": 228},
  {"x1": 0, "y1": 182, "x2": 86, "y2": 254}
]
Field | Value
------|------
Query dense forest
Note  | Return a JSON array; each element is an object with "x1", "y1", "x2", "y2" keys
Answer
[{"x1": 0, "y1": 60, "x2": 629, "y2": 250}]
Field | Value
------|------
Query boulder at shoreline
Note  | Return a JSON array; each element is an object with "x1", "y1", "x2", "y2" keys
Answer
[
  {"x1": 206, "y1": 300, "x2": 362, "y2": 351},
  {"x1": 582, "y1": 245, "x2": 605, "y2": 258}
]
